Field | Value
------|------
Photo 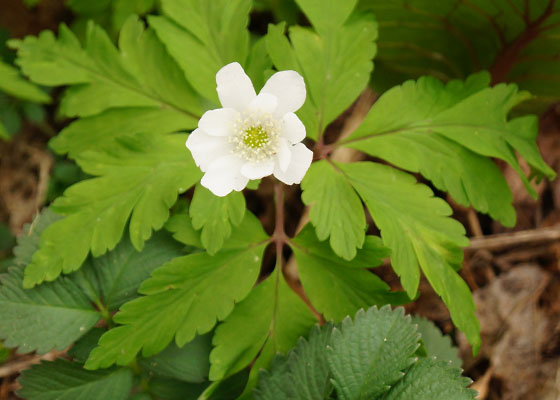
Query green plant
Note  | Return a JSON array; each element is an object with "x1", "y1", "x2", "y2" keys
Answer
[
  {"x1": 0, "y1": 0, "x2": 555, "y2": 398},
  {"x1": 255, "y1": 306, "x2": 475, "y2": 400}
]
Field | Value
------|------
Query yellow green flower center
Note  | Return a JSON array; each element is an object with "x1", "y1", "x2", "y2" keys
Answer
[{"x1": 243, "y1": 126, "x2": 269, "y2": 149}]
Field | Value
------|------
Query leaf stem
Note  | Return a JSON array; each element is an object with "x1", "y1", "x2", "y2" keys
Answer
[{"x1": 272, "y1": 181, "x2": 286, "y2": 247}]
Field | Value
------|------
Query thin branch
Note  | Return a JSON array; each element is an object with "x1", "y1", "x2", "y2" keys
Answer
[{"x1": 467, "y1": 225, "x2": 560, "y2": 251}]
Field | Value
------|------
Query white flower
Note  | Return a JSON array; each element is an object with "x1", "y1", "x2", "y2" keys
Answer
[{"x1": 186, "y1": 62, "x2": 313, "y2": 197}]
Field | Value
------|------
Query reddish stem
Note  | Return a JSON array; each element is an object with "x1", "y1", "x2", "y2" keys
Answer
[{"x1": 489, "y1": 0, "x2": 556, "y2": 84}]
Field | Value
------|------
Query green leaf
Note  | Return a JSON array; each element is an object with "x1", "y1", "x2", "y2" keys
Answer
[
  {"x1": 0, "y1": 121, "x2": 8, "y2": 141},
  {"x1": 77, "y1": 230, "x2": 185, "y2": 310},
  {"x1": 381, "y1": 358, "x2": 476, "y2": 400},
  {"x1": 18, "y1": 359, "x2": 133, "y2": 400},
  {"x1": 291, "y1": 225, "x2": 407, "y2": 322},
  {"x1": 412, "y1": 316, "x2": 462, "y2": 368},
  {"x1": 112, "y1": 0, "x2": 156, "y2": 33},
  {"x1": 84, "y1": 212, "x2": 268, "y2": 369},
  {"x1": 190, "y1": 185, "x2": 246, "y2": 255},
  {"x1": 209, "y1": 271, "x2": 316, "y2": 381},
  {"x1": 165, "y1": 213, "x2": 203, "y2": 248},
  {"x1": 0, "y1": 268, "x2": 100, "y2": 354},
  {"x1": 51, "y1": 107, "x2": 193, "y2": 159},
  {"x1": 345, "y1": 76, "x2": 555, "y2": 199},
  {"x1": 327, "y1": 306, "x2": 419, "y2": 400},
  {"x1": 301, "y1": 159, "x2": 366, "y2": 260},
  {"x1": 359, "y1": 0, "x2": 560, "y2": 111},
  {"x1": 245, "y1": 37, "x2": 272, "y2": 91},
  {"x1": 294, "y1": 0, "x2": 357, "y2": 34},
  {"x1": 344, "y1": 73, "x2": 517, "y2": 226},
  {"x1": 0, "y1": 61, "x2": 50, "y2": 103},
  {"x1": 266, "y1": 9, "x2": 376, "y2": 139},
  {"x1": 11, "y1": 18, "x2": 201, "y2": 119},
  {"x1": 254, "y1": 324, "x2": 334, "y2": 400},
  {"x1": 23, "y1": 133, "x2": 201, "y2": 288},
  {"x1": 338, "y1": 161, "x2": 480, "y2": 352},
  {"x1": 68, "y1": 328, "x2": 106, "y2": 363},
  {"x1": 148, "y1": 377, "x2": 208, "y2": 400},
  {"x1": 149, "y1": 0, "x2": 251, "y2": 103},
  {"x1": 13, "y1": 209, "x2": 62, "y2": 267},
  {"x1": 140, "y1": 333, "x2": 212, "y2": 383}
]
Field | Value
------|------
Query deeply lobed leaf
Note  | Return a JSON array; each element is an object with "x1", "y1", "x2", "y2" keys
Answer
[
  {"x1": 337, "y1": 162, "x2": 480, "y2": 351},
  {"x1": 291, "y1": 226, "x2": 408, "y2": 322},
  {"x1": 84, "y1": 212, "x2": 268, "y2": 369},
  {"x1": 23, "y1": 133, "x2": 201, "y2": 287}
]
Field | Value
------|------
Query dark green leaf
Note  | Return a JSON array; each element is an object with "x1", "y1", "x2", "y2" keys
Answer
[
  {"x1": 291, "y1": 226, "x2": 407, "y2": 321},
  {"x1": 85, "y1": 212, "x2": 268, "y2": 369},
  {"x1": 18, "y1": 359, "x2": 133, "y2": 400}
]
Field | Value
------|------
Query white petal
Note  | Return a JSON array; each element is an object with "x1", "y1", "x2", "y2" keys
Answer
[
  {"x1": 216, "y1": 62, "x2": 256, "y2": 111},
  {"x1": 247, "y1": 93, "x2": 277, "y2": 114},
  {"x1": 260, "y1": 70, "x2": 306, "y2": 116},
  {"x1": 201, "y1": 155, "x2": 249, "y2": 196},
  {"x1": 240, "y1": 159, "x2": 274, "y2": 180},
  {"x1": 282, "y1": 113, "x2": 306, "y2": 143},
  {"x1": 276, "y1": 138, "x2": 291, "y2": 172},
  {"x1": 186, "y1": 129, "x2": 232, "y2": 172},
  {"x1": 198, "y1": 108, "x2": 238, "y2": 136},
  {"x1": 273, "y1": 143, "x2": 313, "y2": 185}
]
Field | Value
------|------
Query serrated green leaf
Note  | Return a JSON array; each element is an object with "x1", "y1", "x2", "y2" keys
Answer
[
  {"x1": 291, "y1": 226, "x2": 407, "y2": 321},
  {"x1": 338, "y1": 162, "x2": 480, "y2": 352},
  {"x1": 13, "y1": 209, "x2": 61, "y2": 267},
  {"x1": 328, "y1": 306, "x2": 419, "y2": 400},
  {"x1": 190, "y1": 184, "x2": 246, "y2": 255},
  {"x1": 140, "y1": 333, "x2": 211, "y2": 383},
  {"x1": 77, "y1": 230, "x2": 185, "y2": 310},
  {"x1": 11, "y1": 19, "x2": 201, "y2": 121},
  {"x1": 381, "y1": 358, "x2": 476, "y2": 400},
  {"x1": 165, "y1": 213, "x2": 203, "y2": 248},
  {"x1": 345, "y1": 75, "x2": 556, "y2": 199},
  {"x1": 344, "y1": 73, "x2": 517, "y2": 226},
  {"x1": 0, "y1": 61, "x2": 50, "y2": 103},
  {"x1": 0, "y1": 268, "x2": 100, "y2": 354},
  {"x1": 149, "y1": 0, "x2": 251, "y2": 103},
  {"x1": 18, "y1": 359, "x2": 133, "y2": 400},
  {"x1": 23, "y1": 133, "x2": 201, "y2": 288},
  {"x1": 255, "y1": 324, "x2": 334, "y2": 400},
  {"x1": 51, "y1": 107, "x2": 193, "y2": 158},
  {"x1": 412, "y1": 316, "x2": 462, "y2": 368},
  {"x1": 84, "y1": 212, "x2": 268, "y2": 369},
  {"x1": 360, "y1": 0, "x2": 560, "y2": 111},
  {"x1": 112, "y1": 0, "x2": 156, "y2": 33},
  {"x1": 209, "y1": 271, "x2": 316, "y2": 381},
  {"x1": 266, "y1": 9, "x2": 376, "y2": 139},
  {"x1": 301, "y1": 160, "x2": 366, "y2": 260}
]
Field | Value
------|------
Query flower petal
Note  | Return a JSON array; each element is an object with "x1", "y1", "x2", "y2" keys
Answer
[
  {"x1": 247, "y1": 93, "x2": 277, "y2": 114},
  {"x1": 198, "y1": 108, "x2": 238, "y2": 136},
  {"x1": 216, "y1": 62, "x2": 256, "y2": 111},
  {"x1": 201, "y1": 155, "x2": 249, "y2": 196},
  {"x1": 273, "y1": 143, "x2": 313, "y2": 185},
  {"x1": 282, "y1": 112, "x2": 306, "y2": 143},
  {"x1": 260, "y1": 70, "x2": 306, "y2": 116},
  {"x1": 276, "y1": 138, "x2": 291, "y2": 172},
  {"x1": 186, "y1": 129, "x2": 233, "y2": 172},
  {"x1": 240, "y1": 159, "x2": 275, "y2": 180}
]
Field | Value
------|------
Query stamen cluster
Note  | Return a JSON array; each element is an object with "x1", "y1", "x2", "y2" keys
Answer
[{"x1": 229, "y1": 110, "x2": 280, "y2": 162}]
